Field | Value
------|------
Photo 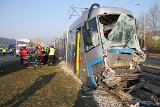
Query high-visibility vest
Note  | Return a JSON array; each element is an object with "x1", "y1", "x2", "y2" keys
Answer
[
  {"x1": 10, "y1": 48, "x2": 13, "y2": 52},
  {"x1": 37, "y1": 49, "x2": 42, "y2": 54},
  {"x1": 49, "y1": 47, "x2": 55, "y2": 55},
  {"x1": 2, "y1": 48, "x2": 6, "y2": 53}
]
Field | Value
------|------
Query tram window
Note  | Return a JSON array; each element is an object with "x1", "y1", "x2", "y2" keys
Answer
[{"x1": 83, "y1": 17, "x2": 99, "y2": 52}]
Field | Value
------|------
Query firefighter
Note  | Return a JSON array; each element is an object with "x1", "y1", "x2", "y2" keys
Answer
[{"x1": 48, "y1": 46, "x2": 55, "y2": 66}]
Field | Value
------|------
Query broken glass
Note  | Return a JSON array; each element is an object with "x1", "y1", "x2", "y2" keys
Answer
[
  {"x1": 83, "y1": 17, "x2": 100, "y2": 51},
  {"x1": 99, "y1": 13, "x2": 142, "y2": 53}
]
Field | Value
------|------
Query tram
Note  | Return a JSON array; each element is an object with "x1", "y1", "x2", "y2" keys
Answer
[{"x1": 55, "y1": 3, "x2": 145, "y2": 89}]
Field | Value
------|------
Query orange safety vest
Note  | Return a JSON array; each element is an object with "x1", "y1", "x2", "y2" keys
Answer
[{"x1": 37, "y1": 49, "x2": 42, "y2": 54}]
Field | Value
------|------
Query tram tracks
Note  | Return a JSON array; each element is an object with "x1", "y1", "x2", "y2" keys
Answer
[
  {"x1": 62, "y1": 61, "x2": 160, "y2": 106},
  {"x1": 117, "y1": 66, "x2": 160, "y2": 106},
  {"x1": 80, "y1": 66, "x2": 160, "y2": 107},
  {"x1": 131, "y1": 66, "x2": 160, "y2": 106}
]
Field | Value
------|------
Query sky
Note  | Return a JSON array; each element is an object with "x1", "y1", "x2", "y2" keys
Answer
[{"x1": 0, "y1": 0, "x2": 160, "y2": 45}]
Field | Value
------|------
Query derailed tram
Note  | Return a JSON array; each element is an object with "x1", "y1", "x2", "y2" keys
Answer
[{"x1": 55, "y1": 3, "x2": 146, "y2": 90}]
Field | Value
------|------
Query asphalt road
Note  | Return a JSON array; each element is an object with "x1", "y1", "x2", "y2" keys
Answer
[
  {"x1": 144, "y1": 55, "x2": 160, "y2": 67},
  {"x1": 0, "y1": 53, "x2": 20, "y2": 68},
  {"x1": 0, "y1": 53, "x2": 159, "y2": 68}
]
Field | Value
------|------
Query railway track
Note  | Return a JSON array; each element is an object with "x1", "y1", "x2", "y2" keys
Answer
[
  {"x1": 61, "y1": 62, "x2": 160, "y2": 106},
  {"x1": 140, "y1": 66, "x2": 160, "y2": 75},
  {"x1": 131, "y1": 66, "x2": 160, "y2": 106},
  {"x1": 80, "y1": 66, "x2": 160, "y2": 107}
]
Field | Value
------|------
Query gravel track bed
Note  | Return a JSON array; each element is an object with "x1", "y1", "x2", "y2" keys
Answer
[
  {"x1": 60, "y1": 61, "x2": 129, "y2": 107},
  {"x1": 60, "y1": 61, "x2": 160, "y2": 107}
]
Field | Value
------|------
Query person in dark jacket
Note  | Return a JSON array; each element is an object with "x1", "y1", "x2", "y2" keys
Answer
[{"x1": 43, "y1": 47, "x2": 49, "y2": 64}]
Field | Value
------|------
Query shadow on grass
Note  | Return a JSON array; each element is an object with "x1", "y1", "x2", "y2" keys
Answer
[
  {"x1": 0, "y1": 60, "x2": 27, "y2": 77},
  {"x1": 1, "y1": 73, "x2": 56, "y2": 107},
  {"x1": 74, "y1": 83, "x2": 98, "y2": 107}
]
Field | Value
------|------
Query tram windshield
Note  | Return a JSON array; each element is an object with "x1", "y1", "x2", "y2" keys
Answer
[{"x1": 99, "y1": 13, "x2": 141, "y2": 52}]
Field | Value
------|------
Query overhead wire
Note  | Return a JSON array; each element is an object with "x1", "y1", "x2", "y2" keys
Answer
[
  {"x1": 121, "y1": 0, "x2": 135, "y2": 7},
  {"x1": 69, "y1": 0, "x2": 83, "y2": 19},
  {"x1": 68, "y1": 0, "x2": 77, "y2": 14},
  {"x1": 60, "y1": 0, "x2": 135, "y2": 35},
  {"x1": 55, "y1": 0, "x2": 77, "y2": 37},
  {"x1": 108, "y1": 0, "x2": 117, "y2": 6},
  {"x1": 71, "y1": 6, "x2": 80, "y2": 16},
  {"x1": 56, "y1": 0, "x2": 83, "y2": 37}
]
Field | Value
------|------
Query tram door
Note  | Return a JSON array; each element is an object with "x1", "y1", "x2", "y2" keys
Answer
[
  {"x1": 82, "y1": 17, "x2": 103, "y2": 87},
  {"x1": 75, "y1": 28, "x2": 81, "y2": 76}
]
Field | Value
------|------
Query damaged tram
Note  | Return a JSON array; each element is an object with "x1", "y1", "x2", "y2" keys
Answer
[{"x1": 56, "y1": 3, "x2": 146, "y2": 89}]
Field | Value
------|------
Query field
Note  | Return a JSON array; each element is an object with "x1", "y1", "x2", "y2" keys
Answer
[{"x1": 0, "y1": 60, "x2": 81, "y2": 107}]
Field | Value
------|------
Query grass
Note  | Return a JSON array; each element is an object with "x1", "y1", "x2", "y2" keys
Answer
[{"x1": 0, "y1": 60, "x2": 81, "y2": 107}]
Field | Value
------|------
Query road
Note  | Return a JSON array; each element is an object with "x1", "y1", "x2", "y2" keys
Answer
[
  {"x1": 0, "y1": 53, "x2": 159, "y2": 68},
  {"x1": 144, "y1": 55, "x2": 160, "y2": 67},
  {"x1": 0, "y1": 53, "x2": 20, "y2": 68}
]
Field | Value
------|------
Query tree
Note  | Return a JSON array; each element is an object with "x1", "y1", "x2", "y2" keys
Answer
[
  {"x1": 147, "y1": 4, "x2": 160, "y2": 36},
  {"x1": 137, "y1": 3, "x2": 160, "y2": 53}
]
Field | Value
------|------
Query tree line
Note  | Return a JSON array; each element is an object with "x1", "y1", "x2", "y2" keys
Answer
[{"x1": 137, "y1": 4, "x2": 160, "y2": 54}]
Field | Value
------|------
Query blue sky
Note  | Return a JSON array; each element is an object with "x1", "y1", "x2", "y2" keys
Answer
[{"x1": 0, "y1": 0, "x2": 160, "y2": 45}]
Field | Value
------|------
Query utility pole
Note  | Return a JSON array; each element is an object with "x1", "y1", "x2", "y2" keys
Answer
[{"x1": 143, "y1": 16, "x2": 146, "y2": 48}]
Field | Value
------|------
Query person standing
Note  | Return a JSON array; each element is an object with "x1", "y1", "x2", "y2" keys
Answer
[
  {"x1": 19, "y1": 47, "x2": 28, "y2": 64},
  {"x1": 48, "y1": 46, "x2": 55, "y2": 66},
  {"x1": 37, "y1": 45, "x2": 42, "y2": 54},
  {"x1": 2, "y1": 47, "x2": 6, "y2": 56},
  {"x1": 44, "y1": 47, "x2": 49, "y2": 64},
  {"x1": 10, "y1": 48, "x2": 13, "y2": 56}
]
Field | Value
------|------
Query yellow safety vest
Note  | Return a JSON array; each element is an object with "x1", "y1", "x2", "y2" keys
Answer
[
  {"x1": 2, "y1": 48, "x2": 6, "y2": 53},
  {"x1": 10, "y1": 48, "x2": 13, "y2": 52},
  {"x1": 49, "y1": 47, "x2": 55, "y2": 55}
]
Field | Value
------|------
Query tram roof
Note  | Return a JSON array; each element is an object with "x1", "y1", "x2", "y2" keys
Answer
[{"x1": 69, "y1": 6, "x2": 133, "y2": 31}]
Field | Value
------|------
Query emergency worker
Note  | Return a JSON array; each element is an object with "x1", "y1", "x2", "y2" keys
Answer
[
  {"x1": 37, "y1": 45, "x2": 42, "y2": 54},
  {"x1": 44, "y1": 47, "x2": 49, "y2": 64},
  {"x1": 19, "y1": 47, "x2": 28, "y2": 64},
  {"x1": 10, "y1": 48, "x2": 13, "y2": 56},
  {"x1": 45, "y1": 47, "x2": 49, "y2": 54},
  {"x1": 48, "y1": 46, "x2": 55, "y2": 66},
  {"x1": 2, "y1": 47, "x2": 6, "y2": 56}
]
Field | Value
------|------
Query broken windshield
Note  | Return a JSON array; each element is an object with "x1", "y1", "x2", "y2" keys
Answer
[{"x1": 99, "y1": 13, "x2": 142, "y2": 52}]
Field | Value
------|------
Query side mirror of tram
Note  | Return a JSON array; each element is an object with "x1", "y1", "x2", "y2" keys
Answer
[{"x1": 84, "y1": 21, "x2": 90, "y2": 31}]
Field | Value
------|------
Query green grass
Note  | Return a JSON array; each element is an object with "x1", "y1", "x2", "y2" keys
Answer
[{"x1": 0, "y1": 61, "x2": 81, "y2": 107}]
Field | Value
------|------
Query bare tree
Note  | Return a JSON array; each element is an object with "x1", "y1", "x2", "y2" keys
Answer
[
  {"x1": 137, "y1": 3, "x2": 160, "y2": 53},
  {"x1": 147, "y1": 3, "x2": 160, "y2": 36}
]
